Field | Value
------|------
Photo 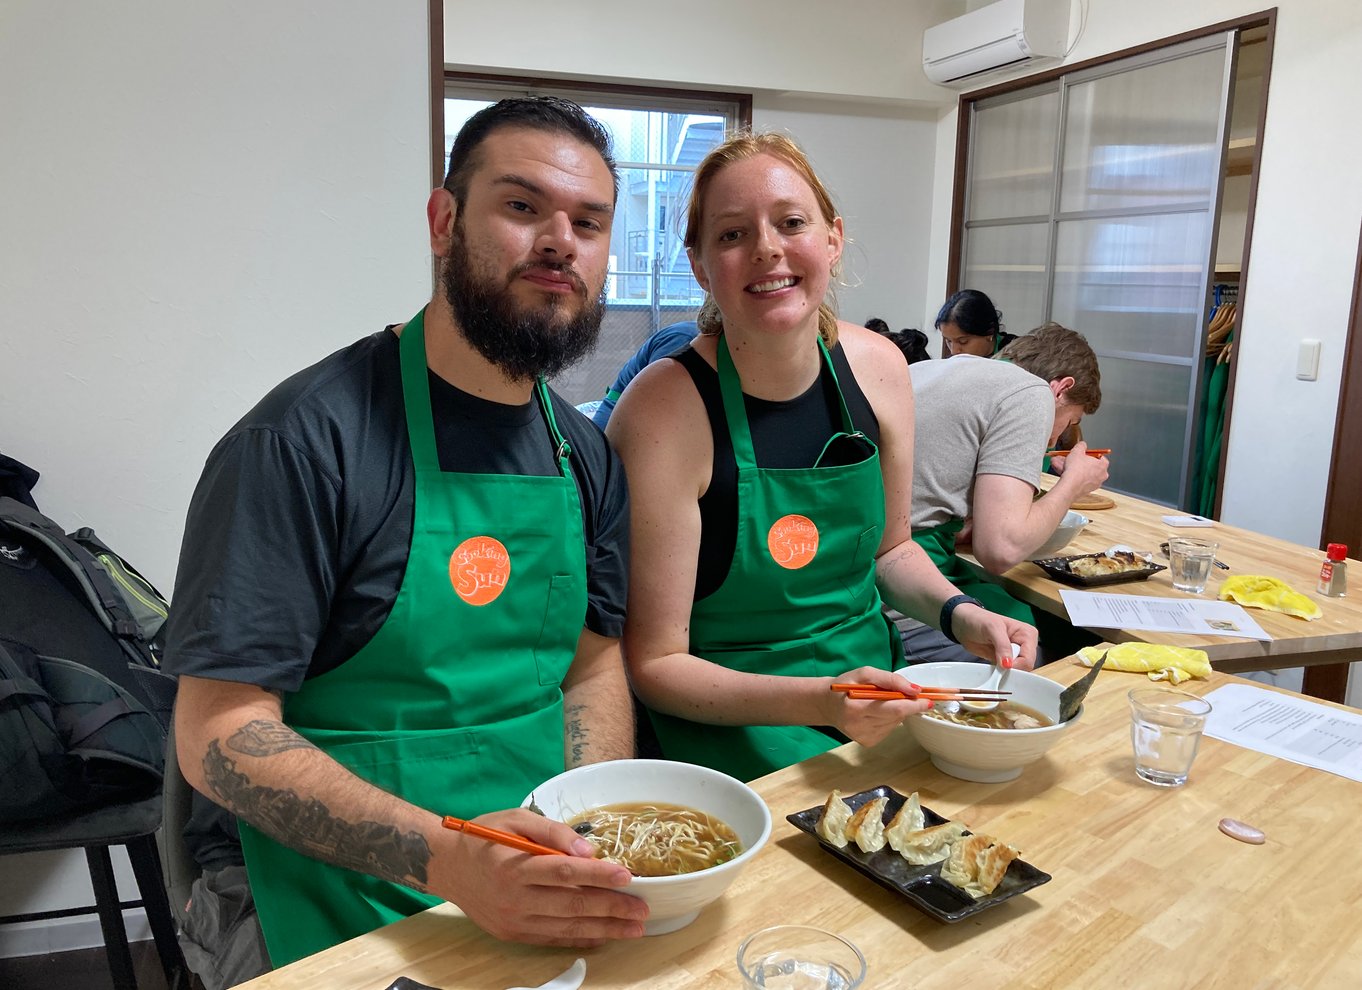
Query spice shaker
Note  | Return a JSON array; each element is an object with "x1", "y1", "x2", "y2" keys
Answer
[{"x1": 1317, "y1": 543, "x2": 1347, "y2": 598}]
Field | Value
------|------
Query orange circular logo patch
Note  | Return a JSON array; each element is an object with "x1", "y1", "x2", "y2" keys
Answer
[
  {"x1": 449, "y1": 536, "x2": 511, "y2": 606},
  {"x1": 767, "y1": 514, "x2": 820, "y2": 570}
]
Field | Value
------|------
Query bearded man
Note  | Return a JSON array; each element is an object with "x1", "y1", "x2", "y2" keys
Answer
[{"x1": 166, "y1": 97, "x2": 646, "y2": 972}]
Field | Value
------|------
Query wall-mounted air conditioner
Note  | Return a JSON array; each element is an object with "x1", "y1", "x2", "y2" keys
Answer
[{"x1": 923, "y1": 0, "x2": 1069, "y2": 87}]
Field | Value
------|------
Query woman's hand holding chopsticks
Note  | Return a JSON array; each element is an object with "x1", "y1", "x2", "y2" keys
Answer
[{"x1": 823, "y1": 666, "x2": 933, "y2": 748}]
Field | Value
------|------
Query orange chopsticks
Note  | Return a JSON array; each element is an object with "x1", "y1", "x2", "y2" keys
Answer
[
  {"x1": 1046, "y1": 448, "x2": 1111, "y2": 458},
  {"x1": 441, "y1": 816, "x2": 567, "y2": 857},
  {"x1": 831, "y1": 683, "x2": 1010, "y2": 702}
]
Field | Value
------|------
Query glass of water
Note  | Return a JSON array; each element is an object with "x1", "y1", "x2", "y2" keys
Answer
[
  {"x1": 1168, "y1": 537, "x2": 1219, "y2": 593},
  {"x1": 1129, "y1": 687, "x2": 1213, "y2": 787},
  {"x1": 736, "y1": 925, "x2": 866, "y2": 990}
]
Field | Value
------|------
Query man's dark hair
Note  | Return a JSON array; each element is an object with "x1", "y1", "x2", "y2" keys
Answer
[{"x1": 443, "y1": 96, "x2": 619, "y2": 206}]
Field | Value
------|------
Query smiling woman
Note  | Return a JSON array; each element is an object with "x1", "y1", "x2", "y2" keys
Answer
[{"x1": 605, "y1": 132, "x2": 1038, "y2": 784}]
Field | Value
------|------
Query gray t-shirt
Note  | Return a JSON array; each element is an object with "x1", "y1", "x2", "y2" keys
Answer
[{"x1": 909, "y1": 356, "x2": 1054, "y2": 530}]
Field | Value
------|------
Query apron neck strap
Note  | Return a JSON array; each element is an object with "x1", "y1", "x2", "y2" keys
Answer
[
  {"x1": 399, "y1": 308, "x2": 440, "y2": 472},
  {"x1": 399, "y1": 309, "x2": 571, "y2": 476},
  {"x1": 535, "y1": 377, "x2": 573, "y2": 475},
  {"x1": 715, "y1": 334, "x2": 855, "y2": 468}
]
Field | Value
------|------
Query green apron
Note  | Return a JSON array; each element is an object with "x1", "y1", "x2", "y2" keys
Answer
[
  {"x1": 650, "y1": 336, "x2": 903, "y2": 782},
  {"x1": 239, "y1": 309, "x2": 587, "y2": 966},
  {"x1": 910, "y1": 519, "x2": 1035, "y2": 625}
]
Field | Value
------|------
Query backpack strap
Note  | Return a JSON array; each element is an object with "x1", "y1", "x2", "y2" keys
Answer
[
  {"x1": 0, "y1": 497, "x2": 155, "y2": 664},
  {"x1": 58, "y1": 696, "x2": 137, "y2": 748}
]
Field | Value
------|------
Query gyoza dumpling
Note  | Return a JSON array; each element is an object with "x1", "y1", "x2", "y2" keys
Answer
[
  {"x1": 940, "y1": 832, "x2": 992, "y2": 890},
  {"x1": 815, "y1": 790, "x2": 853, "y2": 848},
  {"x1": 968, "y1": 840, "x2": 1021, "y2": 897},
  {"x1": 846, "y1": 796, "x2": 889, "y2": 854},
  {"x1": 892, "y1": 820, "x2": 968, "y2": 865},
  {"x1": 883, "y1": 792, "x2": 925, "y2": 850}
]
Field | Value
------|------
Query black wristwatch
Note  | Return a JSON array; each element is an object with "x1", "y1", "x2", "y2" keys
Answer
[{"x1": 939, "y1": 594, "x2": 984, "y2": 644}]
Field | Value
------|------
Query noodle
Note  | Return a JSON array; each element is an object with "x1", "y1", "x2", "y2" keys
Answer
[
  {"x1": 566, "y1": 802, "x2": 741, "y2": 877},
  {"x1": 923, "y1": 701, "x2": 1052, "y2": 730}
]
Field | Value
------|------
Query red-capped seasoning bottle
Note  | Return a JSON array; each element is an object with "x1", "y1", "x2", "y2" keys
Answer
[{"x1": 1317, "y1": 543, "x2": 1347, "y2": 598}]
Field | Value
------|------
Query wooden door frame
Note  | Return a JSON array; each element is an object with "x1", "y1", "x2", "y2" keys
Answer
[{"x1": 1307, "y1": 220, "x2": 1362, "y2": 701}]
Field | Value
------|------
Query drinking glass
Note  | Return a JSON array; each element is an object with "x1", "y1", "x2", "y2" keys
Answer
[
  {"x1": 1168, "y1": 537, "x2": 1219, "y2": 593},
  {"x1": 1129, "y1": 687, "x2": 1213, "y2": 786},
  {"x1": 736, "y1": 925, "x2": 866, "y2": 990}
]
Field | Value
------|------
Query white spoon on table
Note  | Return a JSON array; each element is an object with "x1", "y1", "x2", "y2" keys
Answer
[
  {"x1": 505, "y1": 958, "x2": 587, "y2": 990},
  {"x1": 956, "y1": 643, "x2": 1020, "y2": 714}
]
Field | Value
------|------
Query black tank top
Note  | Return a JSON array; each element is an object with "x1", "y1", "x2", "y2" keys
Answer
[{"x1": 673, "y1": 341, "x2": 881, "y2": 600}]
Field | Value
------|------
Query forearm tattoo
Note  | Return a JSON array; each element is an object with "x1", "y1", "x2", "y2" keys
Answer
[
  {"x1": 227, "y1": 719, "x2": 319, "y2": 757},
  {"x1": 203, "y1": 737, "x2": 431, "y2": 891},
  {"x1": 565, "y1": 702, "x2": 589, "y2": 767}
]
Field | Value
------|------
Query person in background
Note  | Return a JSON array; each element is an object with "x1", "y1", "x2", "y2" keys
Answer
[
  {"x1": 865, "y1": 318, "x2": 932, "y2": 366},
  {"x1": 607, "y1": 132, "x2": 1037, "y2": 783},
  {"x1": 936, "y1": 288, "x2": 1017, "y2": 356},
  {"x1": 897, "y1": 323, "x2": 1109, "y2": 662},
  {"x1": 590, "y1": 320, "x2": 700, "y2": 429},
  {"x1": 164, "y1": 97, "x2": 647, "y2": 967}
]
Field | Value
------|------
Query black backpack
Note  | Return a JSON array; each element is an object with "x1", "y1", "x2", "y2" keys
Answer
[{"x1": 0, "y1": 497, "x2": 174, "y2": 823}]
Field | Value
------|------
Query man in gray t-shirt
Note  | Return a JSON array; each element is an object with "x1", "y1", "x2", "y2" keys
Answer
[{"x1": 897, "y1": 323, "x2": 1109, "y2": 663}]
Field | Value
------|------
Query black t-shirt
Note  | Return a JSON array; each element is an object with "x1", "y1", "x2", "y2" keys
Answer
[
  {"x1": 163, "y1": 328, "x2": 629, "y2": 694},
  {"x1": 673, "y1": 342, "x2": 880, "y2": 600}
]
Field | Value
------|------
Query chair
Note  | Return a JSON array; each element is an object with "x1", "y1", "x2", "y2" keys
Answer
[
  {"x1": 0, "y1": 665, "x2": 187, "y2": 989},
  {"x1": 157, "y1": 716, "x2": 199, "y2": 940},
  {"x1": 0, "y1": 794, "x2": 188, "y2": 990}
]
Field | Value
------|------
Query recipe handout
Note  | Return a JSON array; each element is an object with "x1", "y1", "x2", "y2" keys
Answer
[
  {"x1": 1202, "y1": 683, "x2": 1362, "y2": 782},
  {"x1": 1058, "y1": 590, "x2": 1272, "y2": 640}
]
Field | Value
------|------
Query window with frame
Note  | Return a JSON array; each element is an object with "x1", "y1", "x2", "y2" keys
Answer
[{"x1": 443, "y1": 76, "x2": 750, "y2": 409}]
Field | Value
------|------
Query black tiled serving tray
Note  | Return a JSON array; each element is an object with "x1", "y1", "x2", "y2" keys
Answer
[
  {"x1": 1031, "y1": 552, "x2": 1167, "y2": 587},
  {"x1": 786, "y1": 785, "x2": 1050, "y2": 923}
]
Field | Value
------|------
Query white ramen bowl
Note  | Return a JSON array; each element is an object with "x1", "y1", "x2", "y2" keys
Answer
[
  {"x1": 524, "y1": 759, "x2": 772, "y2": 935},
  {"x1": 1031, "y1": 510, "x2": 1089, "y2": 559},
  {"x1": 903, "y1": 662, "x2": 1080, "y2": 783}
]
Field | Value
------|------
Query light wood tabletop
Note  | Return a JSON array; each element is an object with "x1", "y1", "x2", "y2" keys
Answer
[
  {"x1": 966, "y1": 483, "x2": 1362, "y2": 702},
  {"x1": 237, "y1": 662, "x2": 1362, "y2": 990}
]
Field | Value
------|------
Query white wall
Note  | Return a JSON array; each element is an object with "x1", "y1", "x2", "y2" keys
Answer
[
  {"x1": 445, "y1": 0, "x2": 963, "y2": 105},
  {"x1": 0, "y1": 0, "x2": 431, "y2": 955},
  {"x1": 0, "y1": 1, "x2": 433, "y2": 593}
]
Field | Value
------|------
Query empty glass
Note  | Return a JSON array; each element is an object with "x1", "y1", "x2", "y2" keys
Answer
[
  {"x1": 1168, "y1": 537, "x2": 1219, "y2": 593},
  {"x1": 736, "y1": 926, "x2": 866, "y2": 990},
  {"x1": 1129, "y1": 687, "x2": 1213, "y2": 786}
]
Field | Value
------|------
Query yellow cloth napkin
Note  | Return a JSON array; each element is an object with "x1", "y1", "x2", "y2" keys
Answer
[
  {"x1": 1218, "y1": 575, "x2": 1322, "y2": 620},
  {"x1": 1077, "y1": 644, "x2": 1212, "y2": 684}
]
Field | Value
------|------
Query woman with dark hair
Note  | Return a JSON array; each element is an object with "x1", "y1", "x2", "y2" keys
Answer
[
  {"x1": 935, "y1": 289, "x2": 1016, "y2": 356},
  {"x1": 864, "y1": 318, "x2": 932, "y2": 366}
]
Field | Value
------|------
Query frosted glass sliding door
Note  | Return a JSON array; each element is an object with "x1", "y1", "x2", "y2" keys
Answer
[{"x1": 958, "y1": 35, "x2": 1234, "y2": 507}]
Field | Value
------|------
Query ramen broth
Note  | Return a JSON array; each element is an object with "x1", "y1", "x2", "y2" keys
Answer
[
  {"x1": 565, "y1": 802, "x2": 741, "y2": 877},
  {"x1": 923, "y1": 700, "x2": 1053, "y2": 730}
]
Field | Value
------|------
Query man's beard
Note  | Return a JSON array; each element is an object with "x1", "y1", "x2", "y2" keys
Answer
[{"x1": 441, "y1": 223, "x2": 606, "y2": 383}]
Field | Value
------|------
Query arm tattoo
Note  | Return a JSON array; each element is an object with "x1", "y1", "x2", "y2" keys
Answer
[
  {"x1": 202, "y1": 738, "x2": 431, "y2": 891},
  {"x1": 227, "y1": 720, "x2": 319, "y2": 757},
  {"x1": 565, "y1": 702, "x2": 589, "y2": 767}
]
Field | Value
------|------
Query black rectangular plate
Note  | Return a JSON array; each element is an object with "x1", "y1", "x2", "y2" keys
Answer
[
  {"x1": 786, "y1": 785, "x2": 1050, "y2": 923},
  {"x1": 1031, "y1": 552, "x2": 1167, "y2": 587}
]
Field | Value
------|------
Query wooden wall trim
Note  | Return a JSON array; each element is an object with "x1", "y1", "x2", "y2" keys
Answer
[
  {"x1": 429, "y1": 0, "x2": 444, "y2": 188},
  {"x1": 1320, "y1": 218, "x2": 1362, "y2": 554}
]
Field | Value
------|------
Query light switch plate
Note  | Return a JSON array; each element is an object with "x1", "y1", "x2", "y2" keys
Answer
[{"x1": 1296, "y1": 339, "x2": 1321, "y2": 381}]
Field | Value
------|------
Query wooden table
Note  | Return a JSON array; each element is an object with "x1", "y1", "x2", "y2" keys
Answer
[
  {"x1": 237, "y1": 663, "x2": 1362, "y2": 989},
  {"x1": 970, "y1": 484, "x2": 1362, "y2": 702}
]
